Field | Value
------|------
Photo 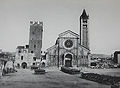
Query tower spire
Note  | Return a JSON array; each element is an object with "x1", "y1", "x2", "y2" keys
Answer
[
  {"x1": 80, "y1": 9, "x2": 89, "y2": 19},
  {"x1": 80, "y1": 9, "x2": 89, "y2": 50}
]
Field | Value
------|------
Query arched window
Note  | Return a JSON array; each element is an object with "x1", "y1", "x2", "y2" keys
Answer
[{"x1": 21, "y1": 56, "x2": 23, "y2": 60}]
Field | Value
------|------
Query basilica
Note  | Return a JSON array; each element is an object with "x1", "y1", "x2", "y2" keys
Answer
[{"x1": 46, "y1": 9, "x2": 90, "y2": 67}]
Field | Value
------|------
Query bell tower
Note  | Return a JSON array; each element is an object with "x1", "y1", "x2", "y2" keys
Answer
[
  {"x1": 80, "y1": 9, "x2": 89, "y2": 49},
  {"x1": 28, "y1": 21, "x2": 43, "y2": 59}
]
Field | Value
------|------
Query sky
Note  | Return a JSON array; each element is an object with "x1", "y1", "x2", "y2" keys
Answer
[{"x1": 0, "y1": 0, "x2": 120, "y2": 55}]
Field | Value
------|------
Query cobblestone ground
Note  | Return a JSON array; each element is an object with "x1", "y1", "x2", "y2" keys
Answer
[{"x1": 0, "y1": 67, "x2": 111, "y2": 88}]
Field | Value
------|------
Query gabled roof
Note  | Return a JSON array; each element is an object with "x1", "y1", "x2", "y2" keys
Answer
[
  {"x1": 80, "y1": 9, "x2": 89, "y2": 19},
  {"x1": 46, "y1": 45, "x2": 57, "y2": 51},
  {"x1": 17, "y1": 46, "x2": 24, "y2": 49},
  {"x1": 91, "y1": 54, "x2": 111, "y2": 58},
  {"x1": 114, "y1": 51, "x2": 120, "y2": 54},
  {"x1": 59, "y1": 30, "x2": 79, "y2": 38},
  {"x1": 79, "y1": 44, "x2": 90, "y2": 51}
]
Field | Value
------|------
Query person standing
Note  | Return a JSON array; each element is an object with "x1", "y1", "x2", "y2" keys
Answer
[
  {"x1": 1, "y1": 63, "x2": 5, "y2": 76},
  {"x1": 0, "y1": 63, "x2": 2, "y2": 77}
]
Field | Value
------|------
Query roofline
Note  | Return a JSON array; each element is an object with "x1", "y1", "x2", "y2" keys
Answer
[
  {"x1": 59, "y1": 30, "x2": 79, "y2": 37},
  {"x1": 79, "y1": 44, "x2": 90, "y2": 51},
  {"x1": 46, "y1": 45, "x2": 57, "y2": 51}
]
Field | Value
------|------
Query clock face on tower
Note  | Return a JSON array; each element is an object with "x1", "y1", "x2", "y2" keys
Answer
[{"x1": 64, "y1": 39, "x2": 73, "y2": 48}]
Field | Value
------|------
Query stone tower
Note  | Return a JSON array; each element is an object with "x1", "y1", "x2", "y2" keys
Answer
[
  {"x1": 28, "y1": 21, "x2": 43, "y2": 59},
  {"x1": 80, "y1": 9, "x2": 89, "y2": 49}
]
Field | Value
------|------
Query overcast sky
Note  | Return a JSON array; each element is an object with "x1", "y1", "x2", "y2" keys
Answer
[{"x1": 0, "y1": 0, "x2": 120, "y2": 55}]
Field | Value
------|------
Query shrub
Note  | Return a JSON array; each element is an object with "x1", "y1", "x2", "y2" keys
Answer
[
  {"x1": 31, "y1": 65, "x2": 39, "y2": 70},
  {"x1": 61, "y1": 66, "x2": 80, "y2": 74},
  {"x1": 80, "y1": 73, "x2": 120, "y2": 85},
  {"x1": 34, "y1": 69, "x2": 45, "y2": 74}
]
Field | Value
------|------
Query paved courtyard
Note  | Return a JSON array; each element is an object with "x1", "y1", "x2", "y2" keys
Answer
[{"x1": 0, "y1": 68, "x2": 110, "y2": 88}]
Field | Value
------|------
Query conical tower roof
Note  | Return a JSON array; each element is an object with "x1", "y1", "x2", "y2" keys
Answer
[{"x1": 80, "y1": 9, "x2": 89, "y2": 19}]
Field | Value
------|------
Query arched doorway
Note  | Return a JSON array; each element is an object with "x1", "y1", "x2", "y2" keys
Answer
[
  {"x1": 21, "y1": 62, "x2": 27, "y2": 69},
  {"x1": 17, "y1": 63, "x2": 20, "y2": 68},
  {"x1": 64, "y1": 53, "x2": 72, "y2": 67},
  {"x1": 41, "y1": 62, "x2": 45, "y2": 67}
]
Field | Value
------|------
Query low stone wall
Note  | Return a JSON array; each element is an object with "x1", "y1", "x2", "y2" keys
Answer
[
  {"x1": 61, "y1": 66, "x2": 80, "y2": 74},
  {"x1": 80, "y1": 72, "x2": 120, "y2": 85}
]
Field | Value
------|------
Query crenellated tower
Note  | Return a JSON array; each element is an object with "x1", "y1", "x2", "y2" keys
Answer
[
  {"x1": 28, "y1": 21, "x2": 43, "y2": 59},
  {"x1": 80, "y1": 9, "x2": 89, "y2": 50}
]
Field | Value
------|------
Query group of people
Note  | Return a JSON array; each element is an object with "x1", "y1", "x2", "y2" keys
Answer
[
  {"x1": 0, "y1": 60, "x2": 15, "y2": 77},
  {"x1": 0, "y1": 64, "x2": 5, "y2": 76}
]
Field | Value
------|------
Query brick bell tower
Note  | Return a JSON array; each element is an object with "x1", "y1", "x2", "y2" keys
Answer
[
  {"x1": 28, "y1": 21, "x2": 43, "y2": 59},
  {"x1": 80, "y1": 9, "x2": 89, "y2": 49}
]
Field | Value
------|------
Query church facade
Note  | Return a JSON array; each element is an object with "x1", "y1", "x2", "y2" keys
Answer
[{"x1": 46, "y1": 9, "x2": 90, "y2": 67}]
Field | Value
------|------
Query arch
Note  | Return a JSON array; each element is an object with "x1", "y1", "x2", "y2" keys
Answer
[
  {"x1": 17, "y1": 63, "x2": 20, "y2": 68},
  {"x1": 61, "y1": 54, "x2": 64, "y2": 65},
  {"x1": 65, "y1": 54, "x2": 72, "y2": 59},
  {"x1": 41, "y1": 62, "x2": 45, "y2": 67},
  {"x1": 21, "y1": 62, "x2": 27, "y2": 69},
  {"x1": 64, "y1": 53, "x2": 73, "y2": 67}
]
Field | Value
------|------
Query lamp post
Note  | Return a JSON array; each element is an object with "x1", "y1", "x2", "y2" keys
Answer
[
  {"x1": 12, "y1": 56, "x2": 15, "y2": 70},
  {"x1": 57, "y1": 38, "x2": 59, "y2": 68},
  {"x1": 77, "y1": 37, "x2": 79, "y2": 67}
]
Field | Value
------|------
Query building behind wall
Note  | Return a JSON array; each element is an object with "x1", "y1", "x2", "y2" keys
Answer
[
  {"x1": 28, "y1": 21, "x2": 43, "y2": 59},
  {"x1": 89, "y1": 54, "x2": 113, "y2": 68},
  {"x1": 113, "y1": 51, "x2": 120, "y2": 64}
]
